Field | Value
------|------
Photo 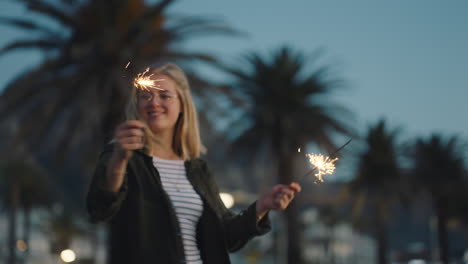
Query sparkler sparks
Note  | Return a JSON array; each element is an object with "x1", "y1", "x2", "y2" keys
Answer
[
  {"x1": 305, "y1": 154, "x2": 338, "y2": 182},
  {"x1": 133, "y1": 67, "x2": 165, "y2": 91},
  {"x1": 298, "y1": 138, "x2": 352, "y2": 183}
]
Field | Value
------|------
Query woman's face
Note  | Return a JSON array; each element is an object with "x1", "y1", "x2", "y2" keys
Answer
[{"x1": 137, "y1": 74, "x2": 182, "y2": 134}]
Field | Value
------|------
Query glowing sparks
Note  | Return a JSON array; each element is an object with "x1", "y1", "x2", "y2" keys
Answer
[
  {"x1": 125, "y1": 61, "x2": 131, "y2": 68},
  {"x1": 133, "y1": 67, "x2": 164, "y2": 91},
  {"x1": 298, "y1": 148, "x2": 301, "y2": 153},
  {"x1": 305, "y1": 153, "x2": 338, "y2": 182},
  {"x1": 297, "y1": 139, "x2": 351, "y2": 183}
]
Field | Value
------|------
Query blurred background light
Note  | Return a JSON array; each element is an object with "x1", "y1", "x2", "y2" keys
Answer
[
  {"x1": 220, "y1": 192, "x2": 235, "y2": 209},
  {"x1": 60, "y1": 249, "x2": 76, "y2": 263},
  {"x1": 16, "y1": 240, "x2": 27, "y2": 252}
]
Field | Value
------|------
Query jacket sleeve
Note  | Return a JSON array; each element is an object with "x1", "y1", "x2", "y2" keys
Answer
[
  {"x1": 86, "y1": 145, "x2": 129, "y2": 222},
  {"x1": 200, "y1": 160, "x2": 271, "y2": 252}
]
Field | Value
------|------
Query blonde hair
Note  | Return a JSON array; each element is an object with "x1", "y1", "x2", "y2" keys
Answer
[{"x1": 125, "y1": 63, "x2": 206, "y2": 160}]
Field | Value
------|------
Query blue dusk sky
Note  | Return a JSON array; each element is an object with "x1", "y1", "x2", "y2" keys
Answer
[{"x1": 1, "y1": 0, "x2": 468, "y2": 141}]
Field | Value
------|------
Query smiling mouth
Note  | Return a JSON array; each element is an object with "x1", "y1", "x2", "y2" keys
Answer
[{"x1": 148, "y1": 111, "x2": 163, "y2": 117}]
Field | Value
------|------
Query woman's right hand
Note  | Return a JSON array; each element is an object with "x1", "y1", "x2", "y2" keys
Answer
[
  {"x1": 105, "y1": 120, "x2": 146, "y2": 192},
  {"x1": 113, "y1": 120, "x2": 147, "y2": 161}
]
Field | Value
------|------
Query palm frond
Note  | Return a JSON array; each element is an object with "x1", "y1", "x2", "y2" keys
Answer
[
  {"x1": 169, "y1": 22, "x2": 241, "y2": 40},
  {"x1": 0, "y1": 39, "x2": 63, "y2": 56},
  {"x1": 18, "y1": 0, "x2": 76, "y2": 28},
  {"x1": 0, "y1": 17, "x2": 55, "y2": 34},
  {"x1": 124, "y1": 0, "x2": 172, "y2": 41}
]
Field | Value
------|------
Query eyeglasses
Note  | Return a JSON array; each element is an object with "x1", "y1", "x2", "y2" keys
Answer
[{"x1": 137, "y1": 90, "x2": 178, "y2": 105}]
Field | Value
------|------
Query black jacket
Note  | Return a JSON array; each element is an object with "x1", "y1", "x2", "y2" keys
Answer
[{"x1": 86, "y1": 145, "x2": 271, "y2": 264}]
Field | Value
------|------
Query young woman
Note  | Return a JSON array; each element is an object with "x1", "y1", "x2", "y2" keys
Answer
[{"x1": 86, "y1": 63, "x2": 301, "y2": 264}]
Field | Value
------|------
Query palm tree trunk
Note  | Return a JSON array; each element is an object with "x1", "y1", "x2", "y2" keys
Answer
[
  {"x1": 327, "y1": 228, "x2": 335, "y2": 264},
  {"x1": 8, "y1": 181, "x2": 19, "y2": 264},
  {"x1": 375, "y1": 202, "x2": 388, "y2": 264},
  {"x1": 90, "y1": 225, "x2": 99, "y2": 264},
  {"x1": 273, "y1": 120, "x2": 302, "y2": 264},
  {"x1": 22, "y1": 207, "x2": 31, "y2": 264},
  {"x1": 285, "y1": 201, "x2": 301, "y2": 264},
  {"x1": 436, "y1": 202, "x2": 450, "y2": 264},
  {"x1": 282, "y1": 155, "x2": 301, "y2": 264}
]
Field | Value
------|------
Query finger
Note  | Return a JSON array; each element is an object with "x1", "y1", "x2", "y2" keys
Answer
[
  {"x1": 288, "y1": 182, "x2": 302, "y2": 193},
  {"x1": 272, "y1": 185, "x2": 283, "y2": 194},
  {"x1": 276, "y1": 197, "x2": 288, "y2": 210},
  {"x1": 277, "y1": 190, "x2": 296, "y2": 208},
  {"x1": 280, "y1": 189, "x2": 295, "y2": 200},
  {"x1": 118, "y1": 136, "x2": 143, "y2": 145},
  {"x1": 120, "y1": 143, "x2": 144, "y2": 150},
  {"x1": 272, "y1": 184, "x2": 289, "y2": 195},
  {"x1": 122, "y1": 120, "x2": 147, "y2": 130},
  {"x1": 280, "y1": 187, "x2": 294, "y2": 196},
  {"x1": 288, "y1": 182, "x2": 301, "y2": 192},
  {"x1": 119, "y1": 137, "x2": 143, "y2": 145},
  {"x1": 117, "y1": 128, "x2": 144, "y2": 138},
  {"x1": 279, "y1": 191, "x2": 293, "y2": 202},
  {"x1": 274, "y1": 197, "x2": 282, "y2": 209}
]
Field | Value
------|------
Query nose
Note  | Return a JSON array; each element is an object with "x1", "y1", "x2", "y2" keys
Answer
[{"x1": 148, "y1": 94, "x2": 162, "y2": 106}]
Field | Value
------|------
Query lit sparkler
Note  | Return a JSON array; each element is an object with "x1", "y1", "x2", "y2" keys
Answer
[
  {"x1": 299, "y1": 138, "x2": 352, "y2": 182},
  {"x1": 133, "y1": 67, "x2": 165, "y2": 91},
  {"x1": 305, "y1": 154, "x2": 339, "y2": 182},
  {"x1": 130, "y1": 66, "x2": 166, "y2": 146}
]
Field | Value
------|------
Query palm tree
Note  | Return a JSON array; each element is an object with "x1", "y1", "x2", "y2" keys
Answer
[
  {"x1": 0, "y1": 0, "x2": 236, "y2": 170},
  {"x1": 346, "y1": 119, "x2": 402, "y2": 264},
  {"x1": 225, "y1": 46, "x2": 353, "y2": 264},
  {"x1": 0, "y1": 157, "x2": 54, "y2": 264},
  {"x1": 453, "y1": 178, "x2": 468, "y2": 236},
  {"x1": 409, "y1": 134, "x2": 467, "y2": 264},
  {"x1": 18, "y1": 166, "x2": 54, "y2": 264},
  {"x1": 0, "y1": 0, "x2": 238, "y2": 213},
  {"x1": 0, "y1": 162, "x2": 20, "y2": 264}
]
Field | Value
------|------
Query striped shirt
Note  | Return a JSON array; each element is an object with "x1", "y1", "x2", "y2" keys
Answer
[{"x1": 152, "y1": 157, "x2": 203, "y2": 264}]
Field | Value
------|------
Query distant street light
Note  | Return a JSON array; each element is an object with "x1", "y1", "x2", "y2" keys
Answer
[
  {"x1": 16, "y1": 240, "x2": 27, "y2": 252},
  {"x1": 220, "y1": 193, "x2": 235, "y2": 209},
  {"x1": 408, "y1": 260, "x2": 426, "y2": 264},
  {"x1": 60, "y1": 249, "x2": 76, "y2": 263}
]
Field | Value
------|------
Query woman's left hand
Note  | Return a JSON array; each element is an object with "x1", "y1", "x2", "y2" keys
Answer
[{"x1": 256, "y1": 182, "x2": 301, "y2": 218}]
